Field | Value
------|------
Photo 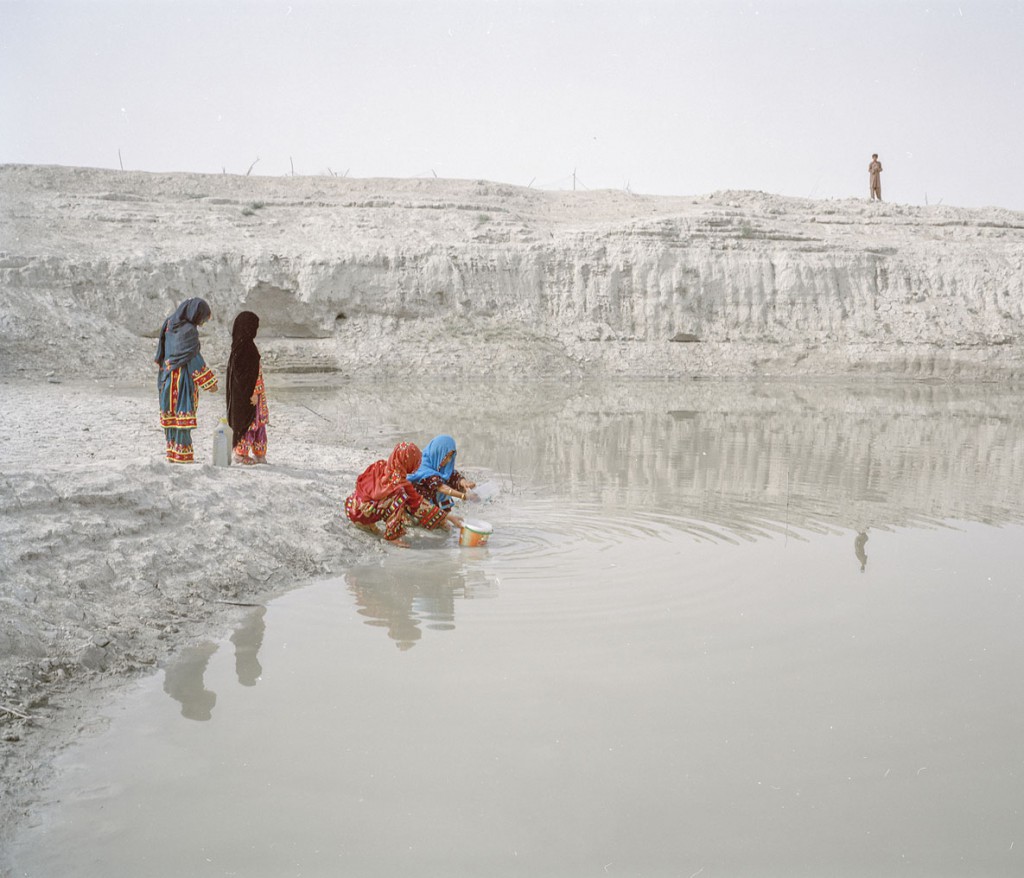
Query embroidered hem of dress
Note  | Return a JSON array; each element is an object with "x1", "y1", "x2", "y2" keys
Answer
[
  {"x1": 160, "y1": 413, "x2": 198, "y2": 430},
  {"x1": 166, "y1": 441, "x2": 194, "y2": 463}
]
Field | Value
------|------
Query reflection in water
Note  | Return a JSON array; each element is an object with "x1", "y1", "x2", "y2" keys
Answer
[
  {"x1": 230, "y1": 607, "x2": 266, "y2": 686},
  {"x1": 855, "y1": 530, "x2": 869, "y2": 572},
  {"x1": 346, "y1": 556, "x2": 498, "y2": 650},
  {"x1": 162, "y1": 642, "x2": 218, "y2": 722},
  {"x1": 280, "y1": 379, "x2": 1024, "y2": 662},
  {"x1": 162, "y1": 608, "x2": 267, "y2": 719}
]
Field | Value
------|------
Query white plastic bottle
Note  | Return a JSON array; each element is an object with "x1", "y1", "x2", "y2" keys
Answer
[{"x1": 212, "y1": 418, "x2": 231, "y2": 467}]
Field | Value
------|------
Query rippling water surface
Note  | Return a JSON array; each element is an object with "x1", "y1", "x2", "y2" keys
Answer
[{"x1": 8, "y1": 380, "x2": 1024, "y2": 878}]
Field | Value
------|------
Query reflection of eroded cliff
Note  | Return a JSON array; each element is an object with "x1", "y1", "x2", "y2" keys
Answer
[
  {"x1": 2, "y1": 165, "x2": 1023, "y2": 379},
  {"x1": 539, "y1": 403, "x2": 1024, "y2": 538},
  {"x1": 297, "y1": 380, "x2": 1024, "y2": 539}
]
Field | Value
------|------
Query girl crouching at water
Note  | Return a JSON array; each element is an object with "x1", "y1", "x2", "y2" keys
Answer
[
  {"x1": 226, "y1": 311, "x2": 269, "y2": 465},
  {"x1": 154, "y1": 298, "x2": 218, "y2": 463},
  {"x1": 344, "y1": 442, "x2": 447, "y2": 547},
  {"x1": 407, "y1": 434, "x2": 477, "y2": 530}
]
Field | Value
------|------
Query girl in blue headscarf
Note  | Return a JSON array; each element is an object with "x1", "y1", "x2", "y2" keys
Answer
[
  {"x1": 407, "y1": 435, "x2": 477, "y2": 527},
  {"x1": 154, "y1": 298, "x2": 219, "y2": 463}
]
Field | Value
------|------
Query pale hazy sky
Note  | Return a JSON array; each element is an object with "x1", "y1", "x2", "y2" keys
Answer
[{"x1": 3, "y1": 0, "x2": 1023, "y2": 209}]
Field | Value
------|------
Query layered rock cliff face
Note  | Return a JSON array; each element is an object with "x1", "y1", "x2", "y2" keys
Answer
[{"x1": 2, "y1": 164, "x2": 1022, "y2": 379}]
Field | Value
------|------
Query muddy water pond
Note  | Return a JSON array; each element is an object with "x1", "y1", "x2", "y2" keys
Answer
[{"x1": 8, "y1": 380, "x2": 1024, "y2": 878}]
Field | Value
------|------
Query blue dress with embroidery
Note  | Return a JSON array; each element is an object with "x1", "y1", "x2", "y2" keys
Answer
[
  {"x1": 154, "y1": 298, "x2": 217, "y2": 463},
  {"x1": 158, "y1": 353, "x2": 218, "y2": 463}
]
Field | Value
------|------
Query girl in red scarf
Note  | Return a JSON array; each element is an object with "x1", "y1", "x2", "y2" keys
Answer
[{"x1": 344, "y1": 442, "x2": 447, "y2": 546}]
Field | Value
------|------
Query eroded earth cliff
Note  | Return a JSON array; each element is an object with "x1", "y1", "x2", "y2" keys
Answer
[{"x1": 3, "y1": 164, "x2": 1023, "y2": 381}]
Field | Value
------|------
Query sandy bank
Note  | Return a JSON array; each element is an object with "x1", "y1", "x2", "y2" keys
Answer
[{"x1": 3, "y1": 165, "x2": 1024, "y2": 383}]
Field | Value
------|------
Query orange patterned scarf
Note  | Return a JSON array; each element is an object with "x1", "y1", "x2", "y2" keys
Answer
[{"x1": 355, "y1": 441, "x2": 422, "y2": 502}]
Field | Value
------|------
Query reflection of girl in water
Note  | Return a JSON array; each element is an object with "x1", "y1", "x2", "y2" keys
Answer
[
  {"x1": 163, "y1": 642, "x2": 218, "y2": 721},
  {"x1": 408, "y1": 434, "x2": 476, "y2": 530},
  {"x1": 344, "y1": 442, "x2": 446, "y2": 546},
  {"x1": 855, "y1": 531, "x2": 869, "y2": 572},
  {"x1": 230, "y1": 607, "x2": 266, "y2": 686}
]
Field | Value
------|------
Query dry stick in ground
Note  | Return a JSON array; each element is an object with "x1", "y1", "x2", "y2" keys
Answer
[
  {"x1": 1, "y1": 703, "x2": 32, "y2": 720},
  {"x1": 246, "y1": 157, "x2": 260, "y2": 177},
  {"x1": 302, "y1": 404, "x2": 332, "y2": 423}
]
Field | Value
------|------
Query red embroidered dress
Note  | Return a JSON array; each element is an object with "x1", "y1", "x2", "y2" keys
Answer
[
  {"x1": 414, "y1": 470, "x2": 466, "y2": 510},
  {"x1": 344, "y1": 442, "x2": 447, "y2": 541},
  {"x1": 234, "y1": 364, "x2": 269, "y2": 458}
]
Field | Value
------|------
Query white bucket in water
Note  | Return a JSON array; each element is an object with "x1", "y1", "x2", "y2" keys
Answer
[{"x1": 459, "y1": 519, "x2": 493, "y2": 547}]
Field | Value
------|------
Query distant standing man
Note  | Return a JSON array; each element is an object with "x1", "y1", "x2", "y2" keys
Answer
[{"x1": 868, "y1": 153, "x2": 883, "y2": 201}]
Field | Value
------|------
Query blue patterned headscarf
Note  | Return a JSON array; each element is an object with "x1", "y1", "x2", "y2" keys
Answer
[
  {"x1": 154, "y1": 298, "x2": 212, "y2": 370},
  {"x1": 409, "y1": 434, "x2": 457, "y2": 486}
]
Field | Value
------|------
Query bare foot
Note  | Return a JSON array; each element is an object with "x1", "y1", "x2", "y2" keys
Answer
[{"x1": 352, "y1": 522, "x2": 382, "y2": 538}]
